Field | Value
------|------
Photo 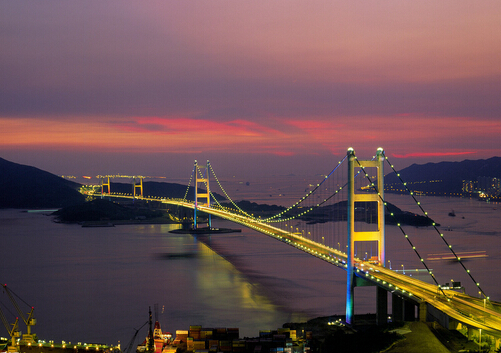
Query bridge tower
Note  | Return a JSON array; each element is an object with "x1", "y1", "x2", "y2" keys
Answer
[
  {"x1": 133, "y1": 177, "x2": 143, "y2": 198},
  {"x1": 346, "y1": 147, "x2": 385, "y2": 325},
  {"x1": 193, "y1": 160, "x2": 211, "y2": 229},
  {"x1": 101, "y1": 176, "x2": 111, "y2": 197}
]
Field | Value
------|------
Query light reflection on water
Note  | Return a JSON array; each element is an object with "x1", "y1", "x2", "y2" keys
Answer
[
  {"x1": 0, "y1": 186, "x2": 499, "y2": 347},
  {"x1": 0, "y1": 210, "x2": 308, "y2": 346}
]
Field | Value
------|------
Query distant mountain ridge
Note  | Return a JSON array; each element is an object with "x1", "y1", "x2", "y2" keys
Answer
[
  {"x1": 0, "y1": 157, "x2": 85, "y2": 208},
  {"x1": 0, "y1": 157, "x2": 224, "y2": 209},
  {"x1": 384, "y1": 157, "x2": 501, "y2": 196},
  {"x1": 2, "y1": 156, "x2": 500, "y2": 209}
]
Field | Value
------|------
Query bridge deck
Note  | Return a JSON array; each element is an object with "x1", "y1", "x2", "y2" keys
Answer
[{"x1": 98, "y1": 193, "x2": 501, "y2": 336}]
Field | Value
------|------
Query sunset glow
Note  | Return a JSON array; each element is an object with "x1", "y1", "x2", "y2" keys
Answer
[{"x1": 1, "y1": 1, "x2": 500, "y2": 178}]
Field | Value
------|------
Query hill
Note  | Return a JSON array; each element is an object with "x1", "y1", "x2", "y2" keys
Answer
[
  {"x1": 0, "y1": 157, "x2": 85, "y2": 208},
  {"x1": 384, "y1": 157, "x2": 501, "y2": 197}
]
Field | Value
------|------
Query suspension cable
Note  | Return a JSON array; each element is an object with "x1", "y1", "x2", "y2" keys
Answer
[
  {"x1": 262, "y1": 159, "x2": 370, "y2": 223},
  {"x1": 194, "y1": 164, "x2": 253, "y2": 221},
  {"x1": 354, "y1": 156, "x2": 446, "y2": 298},
  {"x1": 182, "y1": 165, "x2": 195, "y2": 203},
  {"x1": 383, "y1": 153, "x2": 489, "y2": 300},
  {"x1": 262, "y1": 155, "x2": 348, "y2": 222},
  {"x1": 206, "y1": 163, "x2": 255, "y2": 218}
]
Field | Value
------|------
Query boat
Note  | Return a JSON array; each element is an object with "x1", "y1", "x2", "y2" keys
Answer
[{"x1": 136, "y1": 309, "x2": 172, "y2": 353}]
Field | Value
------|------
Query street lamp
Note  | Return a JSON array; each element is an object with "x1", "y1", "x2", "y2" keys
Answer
[
  {"x1": 401, "y1": 264, "x2": 405, "y2": 274},
  {"x1": 388, "y1": 260, "x2": 391, "y2": 269}
]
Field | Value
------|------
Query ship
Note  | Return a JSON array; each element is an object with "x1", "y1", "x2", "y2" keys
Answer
[{"x1": 136, "y1": 308, "x2": 172, "y2": 353}]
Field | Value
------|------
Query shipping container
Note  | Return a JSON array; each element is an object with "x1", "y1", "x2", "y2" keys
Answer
[
  {"x1": 226, "y1": 327, "x2": 240, "y2": 340},
  {"x1": 259, "y1": 331, "x2": 271, "y2": 338},
  {"x1": 193, "y1": 340, "x2": 206, "y2": 350},
  {"x1": 201, "y1": 329, "x2": 213, "y2": 339}
]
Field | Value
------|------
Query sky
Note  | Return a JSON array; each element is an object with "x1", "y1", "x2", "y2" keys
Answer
[{"x1": 1, "y1": 1, "x2": 500, "y2": 180}]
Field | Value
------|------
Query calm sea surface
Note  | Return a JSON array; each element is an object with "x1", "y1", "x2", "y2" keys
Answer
[{"x1": 1, "y1": 176, "x2": 500, "y2": 347}]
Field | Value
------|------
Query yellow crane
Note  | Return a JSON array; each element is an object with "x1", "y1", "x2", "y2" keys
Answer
[
  {"x1": 0, "y1": 306, "x2": 20, "y2": 353},
  {"x1": 2, "y1": 285, "x2": 36, "y2": 344}
]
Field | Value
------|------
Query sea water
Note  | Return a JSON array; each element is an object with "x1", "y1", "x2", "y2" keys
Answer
[{"x1": 0, "y1": 181, "x2": 500, "y2": 347}]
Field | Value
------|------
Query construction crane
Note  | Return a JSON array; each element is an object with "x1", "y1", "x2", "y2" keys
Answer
[
  {"x1": 2, "y1": 285, "x2": 36, "y2": 344},
  {"x1": 122, "y1": 321, "x2": 148, "y2": 353},
  {"x1": 0, "y1": 305, "x2": 20, "y2": 353}
]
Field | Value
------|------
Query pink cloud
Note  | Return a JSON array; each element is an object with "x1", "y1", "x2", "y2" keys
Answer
[
  {"x1": 392, "y1": 151, "x2": 477, "y2": 158},
  {"x1": 117, "y1": 116, "x2": 285, "y2": 138}
]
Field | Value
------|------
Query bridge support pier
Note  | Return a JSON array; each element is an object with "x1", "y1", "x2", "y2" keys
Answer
[
  {"x1": 376, "y1": 286, "x2": 387, "y2": 325},
  {"x1": 418, "y1": 301, "x2": 427, "y2": 322},
  {"x1": 392, "y1": 294, "x2": 417, "y2": 322},
  {"x1": 404, "y1": 300, "x2": 415, "y2": 321},
  {"x1": 392, "y1": 294, "x2": 404, "y2": 322}
]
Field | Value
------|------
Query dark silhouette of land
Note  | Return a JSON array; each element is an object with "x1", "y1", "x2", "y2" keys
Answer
[
  {"x1": 385, "y1": 156, "x2": 501, "y2": 198},
  {"x1": 0, "y1": 157, "x2": 84, "y2": 208},
  {"x1": 2, "y1": 155, "x2": 500, "y2": 210}
]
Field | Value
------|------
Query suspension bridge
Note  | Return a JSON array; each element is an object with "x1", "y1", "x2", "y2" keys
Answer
[{"x1": 95, "y1": 148, "x2": 501, "y2": 346}]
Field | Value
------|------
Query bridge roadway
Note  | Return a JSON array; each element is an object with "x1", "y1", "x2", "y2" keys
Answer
[{"x1": 102, "y1": 194, "x2": 501, "y2": 336}]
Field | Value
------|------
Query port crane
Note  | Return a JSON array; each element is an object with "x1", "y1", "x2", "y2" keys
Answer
[
  {"x1": 2, "y1": 285, "x2": 36, "y2": 344},
  {"x1": 122, "y1": 321, "x2": 148, "y2": 353},
  {"x1": 0, "y1": 305, "x2": 20, "y2": 353}
]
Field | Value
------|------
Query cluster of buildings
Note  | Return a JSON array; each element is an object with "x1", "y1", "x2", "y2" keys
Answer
[
  {"x1": 462, "y1": 177, "x2": 501, "y2": 199},
  {"x1": 138, "y1": 323, "x2": 309, "y2": 353}
]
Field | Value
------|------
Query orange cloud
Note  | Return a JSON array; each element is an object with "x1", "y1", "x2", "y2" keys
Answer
[{"x1": 0, "y1": 116, "x2": 295, "y2": 154}]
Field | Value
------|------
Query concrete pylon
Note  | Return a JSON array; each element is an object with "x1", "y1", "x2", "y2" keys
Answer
[
  {"x1": 133, "y1": 177, "x2": 143, "y2": 198},
  {"x1": 194, "y1": 160, "x2": 211, "y2": 228},
  {"x1": 346, "y1": 148, "x2": 385, "y2": 325},
  {"x1": 101, "y1": 176, "x2": 111, "y2": 197}
]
